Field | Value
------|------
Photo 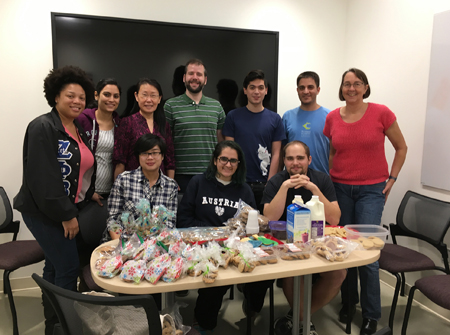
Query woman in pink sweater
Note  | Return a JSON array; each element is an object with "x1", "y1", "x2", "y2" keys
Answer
[{"x1": 323, "y1": 68, "x2": 407, "y2": 335}]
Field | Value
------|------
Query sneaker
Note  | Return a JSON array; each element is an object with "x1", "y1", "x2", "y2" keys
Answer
[{"x1": 274, "y1": 315, "x2": 318, "y2": 335}]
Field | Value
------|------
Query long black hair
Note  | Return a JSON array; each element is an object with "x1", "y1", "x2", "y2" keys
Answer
[
  {"x1": 86, "y1": 78, "x2": 121, "y2": 109},
  {"x1": 133, "y1": 78, "x2": 167, "y2": 137}
]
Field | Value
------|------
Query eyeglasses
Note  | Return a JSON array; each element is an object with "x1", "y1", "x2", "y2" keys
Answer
[
  {"x1": 139, "y1": 93, "x2": 160, "y2": 100},
  {"x1": 140, "y1": 151, "x2": 161, "y2": 158},
  {"x1": 342, "y1": 82, "x2": 365, "y2": 89},
  {"x1": 218, "y1": 156, "x2": 239, "y2": 166}
]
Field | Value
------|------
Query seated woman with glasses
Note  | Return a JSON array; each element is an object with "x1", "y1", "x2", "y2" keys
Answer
[
  {"x1": 106, "y1": 133, "x2": 178, "y2": 241},
  {"x1": 113, "y1": 78, "x2": 175, "y2": 180},
  {"x1": 176, "y1": 140, "x2": 256, "y2": 332}
]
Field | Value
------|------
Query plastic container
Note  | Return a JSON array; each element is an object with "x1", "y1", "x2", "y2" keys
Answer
[
  {"x1": 246, "y1": 210, "x2": 260, "y2": 235},
  {"x1": 305, "y1": 195, "x2": 325, "y2": 239},
  {"x1": 269, "y1": 221, "x2": 287, "y2": 240},
  {"x1": 344, "y1": 224, "x2": 389, "y2": 250}
]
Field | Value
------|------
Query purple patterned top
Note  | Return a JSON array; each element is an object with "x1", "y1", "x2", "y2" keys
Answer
[{"x1": 113, "y1": 112, "x2": 175, "y2": 174}]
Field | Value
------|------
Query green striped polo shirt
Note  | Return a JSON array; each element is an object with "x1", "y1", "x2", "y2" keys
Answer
[{"x1": 164, "y1": 93, "x2": 226, "y2": 175}]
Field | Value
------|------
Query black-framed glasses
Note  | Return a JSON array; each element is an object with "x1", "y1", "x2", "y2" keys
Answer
[
  {"x1": 140, "y1": 151, "x2": 161, "y2": 158},
  {"x1": 218, "y1": 156, "x2": 239, "y2": 166}
]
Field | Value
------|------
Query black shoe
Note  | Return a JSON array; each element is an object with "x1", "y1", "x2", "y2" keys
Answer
[
  {"x1": 274, "y1": 315, "x2": 318, "y2": 335},
  {"x1": 339, "y1": 304, "x2": 356, "y2": 323},
  {"x1": 360, "y1": 318, "x2": 377, "y2": 335}
]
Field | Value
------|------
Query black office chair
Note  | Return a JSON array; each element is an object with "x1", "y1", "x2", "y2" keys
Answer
[
  {"x1": 378, "y1": 191, "x2": 450, "y2": 332},
  {"x1": 32, "y1": 273, "x2": 163, "y2": 335},
  {"x1": 401, "y1": 274, "x2": 450, "y2": 335},
  {"x1": 0, "y1": 187, "x2": 45, "y2": 335},
  {"x1": 78, "y1": 198, "x2": 108, "y2": 292}
]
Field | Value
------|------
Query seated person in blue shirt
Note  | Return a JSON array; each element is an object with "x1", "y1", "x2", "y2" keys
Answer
[
  {"x1": 106, "y1": 133, "x2": 178, "y2": 240},
  {"x1": 177, "y1": 140, "x2": 256, "y2": 332}
]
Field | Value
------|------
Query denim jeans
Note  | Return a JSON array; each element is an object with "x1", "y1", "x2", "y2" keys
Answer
[
  {"x1": 22, "y1": 212, "x2": 80, "y2": 334},
  {"x1": 334, "y1": 181, "x2": 385, "y2": 321},
  {"x1": 22, "y1": 212, "x2": 80, "y2": 291}
]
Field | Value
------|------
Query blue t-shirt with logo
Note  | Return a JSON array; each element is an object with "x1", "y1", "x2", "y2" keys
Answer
[{"x1": 282, "y1": 106, "x2": 330, "y2": 174}]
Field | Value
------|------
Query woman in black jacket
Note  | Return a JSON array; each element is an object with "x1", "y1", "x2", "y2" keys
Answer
[{"x1": 14, "y1": 65, "x2": 101, "y2": 335}]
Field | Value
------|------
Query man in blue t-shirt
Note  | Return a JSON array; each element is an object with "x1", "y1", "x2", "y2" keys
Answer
[
  {"x1": 222, "y1": 69, "x2": 285, "y2": 211},
  {"x1": 282, "y1": 71, "x2": 330, "y2": 174}
]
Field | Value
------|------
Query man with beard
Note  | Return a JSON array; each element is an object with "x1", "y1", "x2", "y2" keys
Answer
[
  {"x1": 242, "y1": 141, "x2": 342, "y2": 334},
  {"x1": 222, "y1": 69, "x2": 285, "y2": 212},
  {"x1": 282, "y1": 72, "x2": 330, "y2": 174},
  {"x1": 164, "y1": 59, "x2": 226, "y2": 192},
  {"x1": 261, "y1": 140, "x2": 343, "y2": 335}
]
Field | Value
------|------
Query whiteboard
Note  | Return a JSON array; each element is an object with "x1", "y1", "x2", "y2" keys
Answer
[{"x1": 421, "y1": 10, "x2": 450, "y2": 191}]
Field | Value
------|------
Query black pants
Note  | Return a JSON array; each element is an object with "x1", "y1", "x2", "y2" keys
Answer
[
  {"x1": 195, "y1": 285, "x2": 232, "y2": 330},
  {"x1": 247, "y1": 182, "x2": 265, "y2": 213},
  {"x1": 243, "y1": 280, "x2": 275, "y2": 313}
]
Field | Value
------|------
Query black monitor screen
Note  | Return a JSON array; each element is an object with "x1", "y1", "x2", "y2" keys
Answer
[{"x1": 51, "y1": 13, "x2": 279, "y2": 116}]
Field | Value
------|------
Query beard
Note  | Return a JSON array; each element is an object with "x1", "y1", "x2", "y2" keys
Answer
[
  {"x1": 287, "y1": 166, "x2": 307, "y2": 176},
  {"x1": 185, "y1": 80, "x2": 204, "y2": 94}
]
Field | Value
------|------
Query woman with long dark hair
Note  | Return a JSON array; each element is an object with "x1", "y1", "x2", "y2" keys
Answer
[
  {"x1": 77, "y1": 78, "x2": 121, "y2": 197},
  {"x1": 177, "y1": 140, "x2": 256, "y2": 332},
  {"x1": 113, "y1": 78, "x2": 175, "y2": 179}
]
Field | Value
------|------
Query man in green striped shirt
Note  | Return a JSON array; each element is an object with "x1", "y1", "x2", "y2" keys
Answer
[{"x1": 164, "y1": 59, "x2": 226, "y2": 192}]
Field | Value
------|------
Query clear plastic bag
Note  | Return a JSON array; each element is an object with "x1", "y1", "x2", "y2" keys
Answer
[
  {"x1": 162, "y1": 302, "x2": 191, "y2": 335},
  {"x1": 311, "y1": 236, "x2": 359, "y2": 262}
]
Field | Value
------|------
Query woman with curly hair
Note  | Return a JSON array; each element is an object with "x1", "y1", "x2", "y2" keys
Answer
[
  {"x1": 14, "y1": 65, "x2": 101, "y2": 335},
  {"x1": 113, "y1": 78, "x2": 175, "y2": 179}
]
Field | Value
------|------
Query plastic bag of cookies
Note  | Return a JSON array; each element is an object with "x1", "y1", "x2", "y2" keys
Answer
[
  {"x1": 311, "y1": 236, "x2": 359, "y2": 262},
  {"x1": 278, "y1": 242, "x2": 312, "y2": 260}
]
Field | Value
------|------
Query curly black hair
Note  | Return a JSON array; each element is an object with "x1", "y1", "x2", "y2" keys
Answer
[{"x1": 43, "y1": 65, "x2": 95, "y2": 107}]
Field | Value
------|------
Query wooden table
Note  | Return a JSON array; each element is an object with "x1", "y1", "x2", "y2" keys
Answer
[{"x1": 92, "y1": 240, "x2": 379, "y2": 335}]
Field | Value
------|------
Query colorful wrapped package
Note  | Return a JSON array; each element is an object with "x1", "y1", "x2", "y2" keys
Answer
[
  {"x1": 162, "y1": 257, "x2": 185, "y2": 283},
  {"x1": 97, "y1": 255, "x2": 123, "y2": 278},
  {"x1": 145, "y1": 254, "x2": 171, "y2": 284},
  {"x1": 142, "y1": 238, "x2": 161, "y2": 261},
  {"x1": 168, "y1": 240, "x2": 186, "y2": 258},
  {"x1": 120, "y1": 260, "x2": 146, "y2": 284}
]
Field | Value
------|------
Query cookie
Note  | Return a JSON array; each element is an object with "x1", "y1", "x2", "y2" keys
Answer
[
  {"x1": 362, "y1": 239, "x2": 374, "y2": 249},
  {"x1": 370, "y1": 236, "x2": 385, "y2": 249}
]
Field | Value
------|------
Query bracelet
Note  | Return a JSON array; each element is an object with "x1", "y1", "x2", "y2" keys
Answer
[{"x1": 388, "y1": 176, "x2": 397, "y2": 181}]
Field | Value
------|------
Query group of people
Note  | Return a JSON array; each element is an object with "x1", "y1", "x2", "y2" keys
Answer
[{"x1": 13, "y1": 58, "x2": 407, "y2": 335}]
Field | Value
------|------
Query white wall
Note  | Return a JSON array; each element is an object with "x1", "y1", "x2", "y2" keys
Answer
[
  {"x1": 1, "y1": 0, "x2": 450, "y2": 292},
  {"x1": 0, "y1": 0, "x2": 347, "y2": 278},
  {"x1": 345, "y1": 0, "x2": 450, "y2": 281}
]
